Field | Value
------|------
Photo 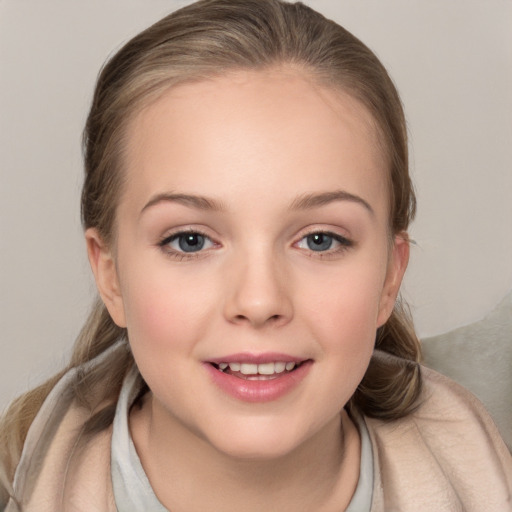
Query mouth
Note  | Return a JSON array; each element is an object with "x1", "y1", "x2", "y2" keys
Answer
[
  {"x1": 210, "y1": 360, "x2": 307, "y2": 380},
  {"x1": 204, "y1": 355, "x2": 312, "y2": 402}
]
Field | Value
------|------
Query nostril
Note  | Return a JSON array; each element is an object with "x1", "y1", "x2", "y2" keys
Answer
[{"x1": 233, "y1": 313, "x2": 282, "y2": 324}]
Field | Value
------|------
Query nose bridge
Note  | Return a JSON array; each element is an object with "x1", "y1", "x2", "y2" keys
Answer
[{"x1": 223, "y1": 243, "x2": 292, "y2": 327}]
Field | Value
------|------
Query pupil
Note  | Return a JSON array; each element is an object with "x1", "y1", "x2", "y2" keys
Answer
[
  {"x1": 307, "y1": 233, "x2": 332, "y2": 251},
  {"x1": 179, "y1": 234, "x2": 205, "y2": 252}
]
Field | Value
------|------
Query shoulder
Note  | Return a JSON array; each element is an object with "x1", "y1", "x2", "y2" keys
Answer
[
  {"x1": 23, "y1": 411, "x2": 115, "y2": 512},
  {"x1": 406, "y1": 366, "x2": 510, "y2": 449},
  {"x1": 366, "y1": 366, "x2": 512, "y2": 512},
  {"x1": 6, "y1": 347, "x2": 125, "y2": 512}
]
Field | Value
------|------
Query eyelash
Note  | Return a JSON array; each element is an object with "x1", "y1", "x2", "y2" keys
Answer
[
  {"x1": 157, "y1": 229, "x2": 354, "y2": 260},
  {"x1": 158, "y1": 229, "x2": 216, "y2": 261},
  {"x1": 294, "y1": 230, "x2": 354, "y2": 258}
]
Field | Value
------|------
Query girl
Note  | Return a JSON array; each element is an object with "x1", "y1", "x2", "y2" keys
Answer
[{"x1": 1, "y1": 0, "x2": 511, "y2": 510}]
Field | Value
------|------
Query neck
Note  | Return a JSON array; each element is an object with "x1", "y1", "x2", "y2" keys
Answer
[{"x1": 130, "y1": 394, "x2": 361, "y2": 512}]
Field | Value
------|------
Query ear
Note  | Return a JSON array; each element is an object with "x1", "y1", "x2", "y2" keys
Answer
[
  {"x1": 85, "y1": 228, "x2": 127, "y2": 328},
  {"x1": 376, "y1": 233, "x2": 410, "y2": 327}
]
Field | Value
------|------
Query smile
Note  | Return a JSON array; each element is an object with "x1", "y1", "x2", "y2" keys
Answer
[
  {"x1": 205, "y1": 356, "x2": 312, "y2": 402},
  {"x1": 212, "y1": 361, "x2": 301, "y2": 380}
]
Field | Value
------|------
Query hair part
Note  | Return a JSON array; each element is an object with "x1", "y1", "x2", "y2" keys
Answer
[{"x1": 1, "y1": 0, "x2": 421, "y2": 497}]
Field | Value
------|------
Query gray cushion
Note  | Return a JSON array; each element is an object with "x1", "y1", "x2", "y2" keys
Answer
[{"x1": 421, "y1": 290, "x2": 512, "y2": 450}]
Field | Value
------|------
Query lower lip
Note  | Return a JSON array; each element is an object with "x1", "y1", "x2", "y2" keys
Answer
[{"x1": 204, "y1": 361, "x2": 312, "y2": 403}]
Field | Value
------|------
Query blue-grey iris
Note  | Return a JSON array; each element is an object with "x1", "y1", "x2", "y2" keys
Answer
[
  {"x1": 307, "y1": 233, "x2": 333, "y2": 251},
  {"x1": 179, "y1": 233, "x2": 205, "y2": 252}
]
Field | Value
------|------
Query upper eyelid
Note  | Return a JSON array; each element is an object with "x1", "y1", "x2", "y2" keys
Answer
[
  {"x1": 292, "y1": 229, "x2": 355, "y2": 254},
  {"x1": 158, "y1": 230, "x2": 217, "y2": 259},
  {"x1": 156, "y1": 226, "x2": 353, "y2": 247},
  {"x1": 297, "y1": 232, "x2": 352, "y2": 245},
  {"x1": 159, "y1": 227, "x2": 215, "y2": 244},
  {"x1": 294, "y1": 227, "x2": 353, "y2": 242}
]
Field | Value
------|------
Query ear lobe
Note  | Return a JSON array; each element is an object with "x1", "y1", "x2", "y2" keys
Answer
[
  {"x1": 376, "y1": 233, "x2": 410, "y2": 327},
  {"x1": 85, "y1": 228, "x2": 127, "y2": 328}
]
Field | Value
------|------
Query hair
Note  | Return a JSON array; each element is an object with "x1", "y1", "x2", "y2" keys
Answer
[{"x1": 0, "y1": 0, "x2": 421, "y2": 500}]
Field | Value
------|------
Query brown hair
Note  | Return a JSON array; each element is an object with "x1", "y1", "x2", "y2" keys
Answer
[{"x1": 0, "y1": 0, "x2": 421, "y2": 499}]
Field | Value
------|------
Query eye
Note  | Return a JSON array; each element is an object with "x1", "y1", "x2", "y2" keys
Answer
[
  {"x1": 159, "y1": 231, "x2": 214, "y2": 254},
  {"x1": 296, "y1": 232, "x2": 352, "y2": 253}
]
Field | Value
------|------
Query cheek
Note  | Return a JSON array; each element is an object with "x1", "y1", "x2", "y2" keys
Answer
[
  {"x1": 118, "y1": 261, "x2": 217, "y2": 358},
  {"x1": 309, "y1": 275, "x2": 382, "y2": 412},
  {"x1": 299, "y1": 260, "x2": 386, "y2": 364}
]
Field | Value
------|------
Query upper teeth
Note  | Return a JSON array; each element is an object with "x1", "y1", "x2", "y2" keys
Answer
[{"x1": 218, "y1": 362, "x2": 297, "y2": 375}]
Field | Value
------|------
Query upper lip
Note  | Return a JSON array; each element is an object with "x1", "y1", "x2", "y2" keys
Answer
[{"x1": 206, "y1": 352, "x2": 307, "y2": 364}]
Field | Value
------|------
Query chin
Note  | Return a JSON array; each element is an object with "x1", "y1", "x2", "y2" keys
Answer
[
  {"x1": 202, "y1": 416, "x2": 316, "y2": 461},
  {"x1": 213, "y1": 435, "x2": 299, "y2": 461}
]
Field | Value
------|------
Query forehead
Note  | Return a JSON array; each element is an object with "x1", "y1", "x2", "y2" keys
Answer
[{"x1": 121, "y1": 67, "x2": 388, "y2": 217}]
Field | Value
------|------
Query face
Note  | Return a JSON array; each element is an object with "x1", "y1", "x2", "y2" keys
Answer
[{"x1": 87, "y1": 68, "x2": 408, "y2": 459}]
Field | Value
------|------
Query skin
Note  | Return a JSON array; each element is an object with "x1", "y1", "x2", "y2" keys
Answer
[{"x1": 86, "y1": 67, "x2": 409, "y2": 511}]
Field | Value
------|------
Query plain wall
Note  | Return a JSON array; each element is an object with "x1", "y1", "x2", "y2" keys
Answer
[{"x1": 1, "y1": 0, "x2": 511, "y2": 410}]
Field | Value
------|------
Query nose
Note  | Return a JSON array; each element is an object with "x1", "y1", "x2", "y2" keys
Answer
[{"x1": 223, "y1": 252, "x2": 293, "y2": 328}]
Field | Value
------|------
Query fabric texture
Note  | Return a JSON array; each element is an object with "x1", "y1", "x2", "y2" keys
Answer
[{"x1": 3, "y1": 341, "x2": 512, "y2": 511}]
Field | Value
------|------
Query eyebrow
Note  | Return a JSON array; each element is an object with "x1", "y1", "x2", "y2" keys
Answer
[
  {"x1": 140, "y1": 189, "x2": 374, "y2": 217},
  {"x1": 290, "y1": 190, "x2": 374, "y2": 215},
  {"x1": 140, "y1": 192, "x2": 226, "y2": 216}
]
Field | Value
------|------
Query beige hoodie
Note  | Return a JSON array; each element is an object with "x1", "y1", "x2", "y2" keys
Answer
[{"x1": 3, "y1": 347, "x2": 512, "y2": 512}]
